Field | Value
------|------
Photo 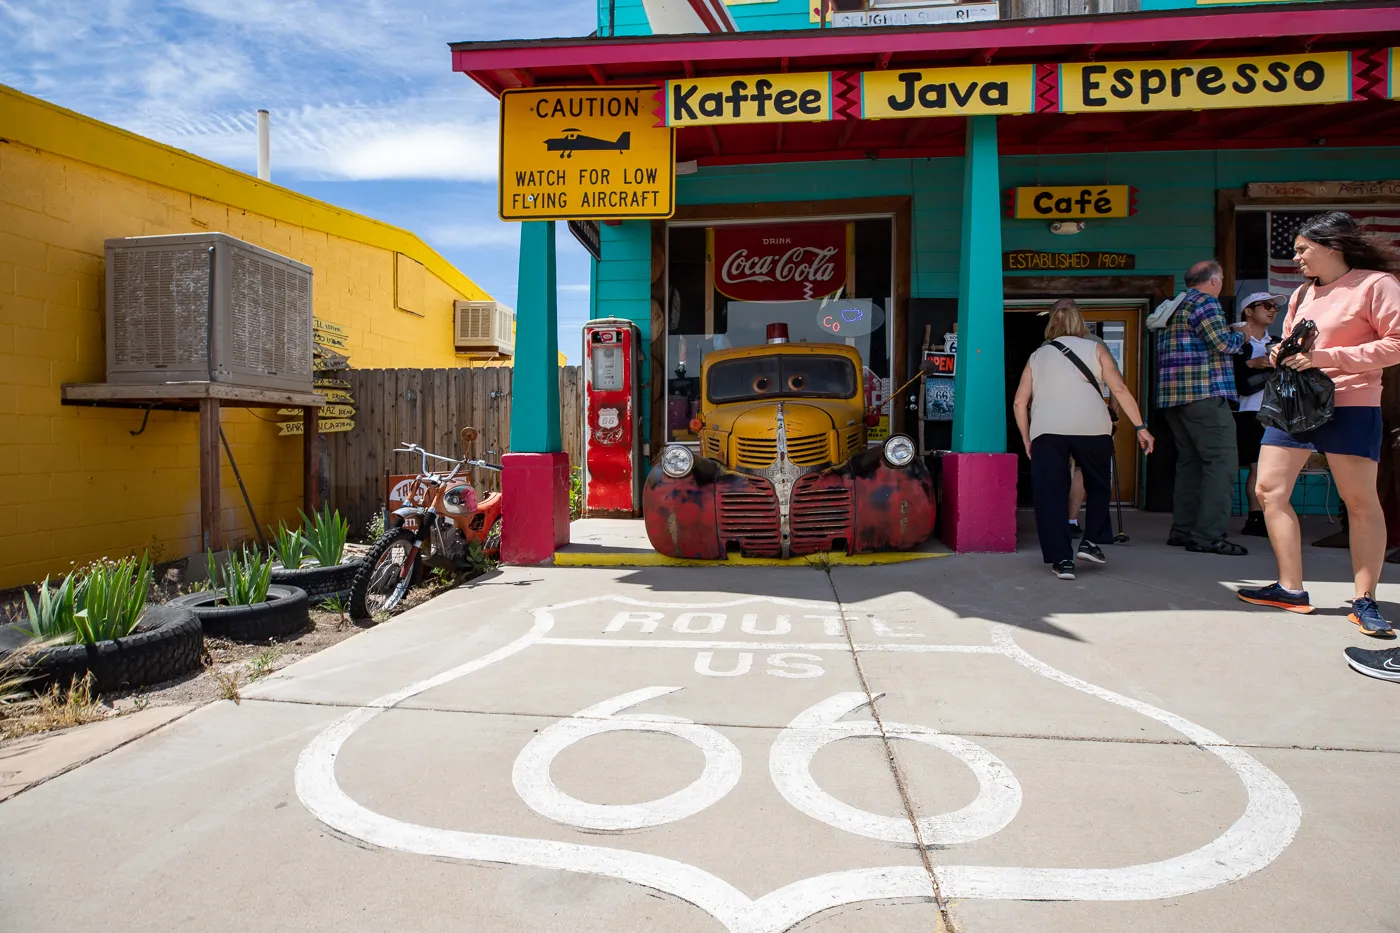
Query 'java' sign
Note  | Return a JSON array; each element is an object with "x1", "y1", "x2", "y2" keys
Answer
[
  {"x1": 1058, "y1": 51, "x2": 1352, "y2": 113},
  {"x1": 860, "y1": 66, "x2": 1036, "y2": 118},
  {"x1": 712, "y1": 222, "x2": 849, "y2": 302}
]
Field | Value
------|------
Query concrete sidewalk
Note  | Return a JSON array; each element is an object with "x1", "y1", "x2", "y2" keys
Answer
[{"x1": 1, "y1": 512, "x2": 1396, "y2": 933}]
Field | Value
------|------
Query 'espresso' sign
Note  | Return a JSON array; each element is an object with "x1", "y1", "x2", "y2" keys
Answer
[
  {"x1": 860, "y1": 65, "x2": 1036, "y2": 118},
  {"x1": 1010, "y1": 186, "x2": 1136, "y2": 219},
  {"x1": 712, "y1": 222, "x2": 849, "y2": 302},
  {"x1": 1059, "y1": 52, "x2": 1352, "y2": 113},
  {"x1": 664, "y1": 73, "x2": 832, "y2": 127}
]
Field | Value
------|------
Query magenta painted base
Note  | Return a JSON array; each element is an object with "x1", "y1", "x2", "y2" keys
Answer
[
  {"x1": 941, "y1": 452, "x2": 1017, "y2": 553},
  {"x1": 501, "y1": 452, "x2": 571, "y2": 565}
]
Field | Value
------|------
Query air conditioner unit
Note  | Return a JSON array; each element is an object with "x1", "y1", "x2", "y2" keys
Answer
[
  {"x1": 454, "y1": 300, "x2": 514, "y2": 356},
  {"x1": 104, "y1": 233, "x2": 314, "y2": 392}
]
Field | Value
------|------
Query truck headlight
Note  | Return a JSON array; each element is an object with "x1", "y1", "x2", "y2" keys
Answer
[
  {"x1": 662, "y1": 445, "x2": 694, "y2": 478},
  {"x1": 883, "y1": 435, "x2": 916, "y2": 468}
]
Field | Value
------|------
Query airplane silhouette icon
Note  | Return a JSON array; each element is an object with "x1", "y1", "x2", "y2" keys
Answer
[{"x1": 544, "y1": 129, "x2": 632, "y2": 158}]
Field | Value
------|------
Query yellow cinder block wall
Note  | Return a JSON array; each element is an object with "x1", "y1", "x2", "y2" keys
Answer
[{"x1": 0, "y1": 85, "x2": 505, "y2": 589}]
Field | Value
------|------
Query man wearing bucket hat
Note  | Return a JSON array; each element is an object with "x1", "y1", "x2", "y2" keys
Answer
[{"x1": 1232, "y1": 291, "x2": 1283, "y2": 536}]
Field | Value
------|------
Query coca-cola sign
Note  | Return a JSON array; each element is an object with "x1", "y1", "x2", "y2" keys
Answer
[{"x1": 713, "y1": 222, "x2": 848, "y2": 302}]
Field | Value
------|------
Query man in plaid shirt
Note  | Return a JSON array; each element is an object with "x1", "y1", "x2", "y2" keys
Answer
[{"x1": 1157, "y1": 260, "x2": 1247, "y2": 554}]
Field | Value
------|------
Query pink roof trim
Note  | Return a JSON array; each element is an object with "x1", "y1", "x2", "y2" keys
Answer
[{"x1": 452, "y1": 4, "x2": 1400, "y2": 78}]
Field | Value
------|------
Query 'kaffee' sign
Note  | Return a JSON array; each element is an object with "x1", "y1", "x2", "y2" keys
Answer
[{"x1": 712, "y1": 222, "x2": 849, "y2": 302}]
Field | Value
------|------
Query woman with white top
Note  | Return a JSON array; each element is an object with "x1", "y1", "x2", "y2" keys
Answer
[
  {"x1": 1231, "y1": 292, "x2": 1280, "y2": 536},
  {"x1": 1013, "y1": 302, "x2": 1155, "y2": 579}
]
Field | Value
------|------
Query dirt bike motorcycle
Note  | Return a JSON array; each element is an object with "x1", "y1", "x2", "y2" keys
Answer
[{"x1": 349, "y1": 428, "x2": 502, "y2": 620}]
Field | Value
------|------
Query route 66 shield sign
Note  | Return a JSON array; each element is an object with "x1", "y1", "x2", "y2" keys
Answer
[{"x1": 295, "y1": 594, "x2": 1300, "y2": 931}]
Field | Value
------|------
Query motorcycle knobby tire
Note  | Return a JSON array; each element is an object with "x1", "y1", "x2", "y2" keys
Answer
[{"x1": 349, "y1": 528, "x2": 420, "y2": 622}]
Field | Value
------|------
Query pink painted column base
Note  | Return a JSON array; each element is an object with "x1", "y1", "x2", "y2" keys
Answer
[
  {"x1": 501, "y1": 452, "x2": 571, "y2": 564},
  {"x1": 941, "y1": 452, "x2": 1018, "y2": 553}
]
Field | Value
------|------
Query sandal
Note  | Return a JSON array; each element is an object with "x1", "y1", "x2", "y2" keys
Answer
[{"x1": 1186, "y1": 537, "x2": 1248, "y2": 556}]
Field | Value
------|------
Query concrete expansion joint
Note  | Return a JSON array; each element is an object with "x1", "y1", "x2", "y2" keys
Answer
[{"x1": 824, "y1": 570, "x2": 960, "y2": 933}]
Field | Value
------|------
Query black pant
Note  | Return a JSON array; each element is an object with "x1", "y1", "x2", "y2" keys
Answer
[
  {"x1": 1163, "y1": 397, "x2": 1237, "y2": 543},
  {"x1": 1031, "y1": 433, "x2": 1115, "y2": 564}
]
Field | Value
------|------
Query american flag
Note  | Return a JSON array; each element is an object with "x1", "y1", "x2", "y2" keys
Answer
[{"x1": 1269, "y1": 209, "x2": 1400, "y2": 294}]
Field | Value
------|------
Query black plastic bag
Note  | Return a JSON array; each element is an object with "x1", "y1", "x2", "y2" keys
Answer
[{"x1": 1257, "y1": 318, "x2": 1335, "y2": 434}]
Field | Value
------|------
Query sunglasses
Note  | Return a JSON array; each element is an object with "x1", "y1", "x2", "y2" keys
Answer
[{"x1": 1248, "y1": 302, "x2": 1277, "y2": 311}]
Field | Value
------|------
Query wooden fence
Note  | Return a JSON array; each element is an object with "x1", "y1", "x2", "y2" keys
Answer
[{"x1": 326, "y1": 366, "x2": 582, "y2": 534}]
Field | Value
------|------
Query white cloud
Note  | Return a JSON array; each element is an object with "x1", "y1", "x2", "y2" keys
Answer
[
  {"x1": 559, "y1": 284, "x2": 591, "y2": 294},
  {"x1": 423, "y1": 222, "x2": 519, "y2": 249}
]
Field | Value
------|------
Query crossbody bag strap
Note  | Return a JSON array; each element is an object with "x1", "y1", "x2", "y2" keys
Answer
[{"x1": 1049, "y1": 340, "x2": 1117, "y2": 423}]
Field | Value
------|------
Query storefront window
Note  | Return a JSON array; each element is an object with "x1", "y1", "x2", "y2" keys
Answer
[{"x1": 664, "y1": 217, "x2": 894, "y2": 443}]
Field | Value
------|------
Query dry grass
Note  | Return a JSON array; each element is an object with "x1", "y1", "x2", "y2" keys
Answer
[{"x1": 1, "y1": 672, "x2": 108, "y2": 740}]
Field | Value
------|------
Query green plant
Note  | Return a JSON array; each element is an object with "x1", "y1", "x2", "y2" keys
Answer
[
  {"x1": 73, "y1": 554, "x2": 153, "y2": 645},
  {"x1": 207, "y1": 548, "x2": 273, "y2": 606},
  {"x1": 20, "y1": 574, "x2": 80, "y2": 643},
  {"x1": 321, "y1": 594, "x2": 347, "y2": 616},
  {"x1": 365, "y1": 512, "x2": 386, "y2": 542},
  {"x1": 300, "y1": 504, "x2": 349, "y2": 567},
  {"x1": 569, "y1": 466, "x2": 584, "y2": 520},
  {"x1": 213, "y1": 666, "x2": 242, "y2": 704},
  {"x1": 247, "y1": 646, "x2": 282, "y2": 681},
  {"x1": 21, "y1": 556, "x2": 151, "y2": 647},
  {"x1": 269, "y1": 522, "x2": 306, "y2": 570}
]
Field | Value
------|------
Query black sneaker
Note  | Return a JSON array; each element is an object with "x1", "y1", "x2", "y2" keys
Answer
[
  {"x1": 1348, "y1": 594, "x2": 1395, "y2": 638},
  {"x1": 1051, "y1": 560, "x2": 1075, "y2": 580},
  {"x1": 1240, "y1": 512, "x2": 1268, "y2": 537},
  {"x1": 1343, "y1": 645, "x2": 1400, "y2": 682},
  {"x1": 1076, "y1": 540, "x2": 1106, "y2": 565},
  {"x1": 1186, "y1": 537, "x2": 1248, "y2": 556},
  {"x1": 1237, "y1": 582, "x2": 1315, "y2": 614},
  {"x1": 1166, "y1": 531, "x2": 1192, "y2": 547}
]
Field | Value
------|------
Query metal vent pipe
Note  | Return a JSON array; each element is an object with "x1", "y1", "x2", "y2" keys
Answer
[{"x1": 256, "y1": 109, "x2": 271, "y2": 181}]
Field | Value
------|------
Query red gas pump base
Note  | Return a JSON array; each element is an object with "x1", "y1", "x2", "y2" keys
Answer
[
  {"x1": 941, "y1": 452, "x2": 1017, "y2": 553},
  {"x1": 501, "y1": 452, "x2": 571, "y2": 565}
]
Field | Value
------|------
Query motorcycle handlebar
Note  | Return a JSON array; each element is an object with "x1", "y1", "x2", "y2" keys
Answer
[{"x1": 394, "y1": 444, "x2": 501, "y2": 475}]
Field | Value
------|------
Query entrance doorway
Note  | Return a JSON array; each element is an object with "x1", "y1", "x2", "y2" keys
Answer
[{"x1": 1003, "y1": 299, "x2": 1147, "y2": 508}]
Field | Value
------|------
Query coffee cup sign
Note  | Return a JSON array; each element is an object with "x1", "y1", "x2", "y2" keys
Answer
[{"x1": 712, "y1": 222, "x2": 850, "y2": 303}]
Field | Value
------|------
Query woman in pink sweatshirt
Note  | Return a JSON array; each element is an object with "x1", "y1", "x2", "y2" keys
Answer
[{"x1": 1237, "y1": 212, "x2": 1400, "y2": 642}]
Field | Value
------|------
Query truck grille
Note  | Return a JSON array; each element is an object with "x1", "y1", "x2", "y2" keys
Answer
[
  {"x1": 734, "y1": 433, "x2": 831, "y2": 468},
  {"x1": 789, "y1": 473, "x2": 854, "y2": 555},
  {"x1": 717, "y1": 476, "x2": 782, "y2": 557}
]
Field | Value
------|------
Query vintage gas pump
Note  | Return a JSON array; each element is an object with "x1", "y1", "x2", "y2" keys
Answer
[{"x1": 581, "y1": 318, "x2": 643, "y2": 517}]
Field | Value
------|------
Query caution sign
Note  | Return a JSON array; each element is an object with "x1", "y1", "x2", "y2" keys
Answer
[{"x1": 499, "y1": 86, "x2": 675, "y2": 221}]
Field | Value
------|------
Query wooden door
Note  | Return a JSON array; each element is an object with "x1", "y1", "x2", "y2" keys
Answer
[{"x1": 1081, "y1": 307, "x2": 1143, "y2": 504}]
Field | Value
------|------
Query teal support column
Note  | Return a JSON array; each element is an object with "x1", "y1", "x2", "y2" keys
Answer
[
  {"x1": 511, "y1": 220, "x2": 561, "y2": 453},
  {"x1": 951, "y1": 115, "x2": 1006, "y2": 454}
]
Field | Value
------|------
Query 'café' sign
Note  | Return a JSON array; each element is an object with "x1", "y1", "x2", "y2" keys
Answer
[
  {"x1": 712, "y1": 222, "x2": 849, "y2": 302},
  {"x1": 1009, "y1": 186, "x2": 1138, "y2": 219}
]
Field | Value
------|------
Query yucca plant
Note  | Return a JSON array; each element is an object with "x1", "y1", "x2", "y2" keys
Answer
[
  {"x1": 207, "y1": 547, "x2": 273, "y2": 606},
  {"x1": 71, "y1": 554, "x2": 152, "y2": 645},
  {"x1": 269, "y1": 522, "x2": 306, "y2": 570},
  {"x1": 300, "y1": 504, "x2": 349, "y2": 568},
  {"x1": 20, "y1": 574, "x2": 80, "y2": 644}
]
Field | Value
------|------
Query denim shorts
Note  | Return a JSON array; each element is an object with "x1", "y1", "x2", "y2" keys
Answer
[{"x1": 1260, "y1": 406, "x2": 1382, "y2": 462}]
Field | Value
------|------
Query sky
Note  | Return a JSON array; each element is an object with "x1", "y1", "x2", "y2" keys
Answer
[{"x1": 0, "y1": 0, "x2": 600, "y2": 362}]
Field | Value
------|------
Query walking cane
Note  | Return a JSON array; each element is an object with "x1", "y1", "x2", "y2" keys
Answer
[{"x1": 1110, "y1": 445, "x2": 1130, "y2": 544}]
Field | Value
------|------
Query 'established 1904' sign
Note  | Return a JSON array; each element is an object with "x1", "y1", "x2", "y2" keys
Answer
[{"x1": 1004, "y1": 251, "x2": 1136, "y2": 271}]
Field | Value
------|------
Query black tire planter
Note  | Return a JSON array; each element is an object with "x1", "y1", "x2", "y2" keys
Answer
[
  {"x1": 168, "y1": 584, "x2": 310, "y2": 642},
  {"x1": 0, "y1": 605, "x2": 203, "y2": 693},
  {"x1": 269, "y1": 560, "x2": 362, "y2": 604}
]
